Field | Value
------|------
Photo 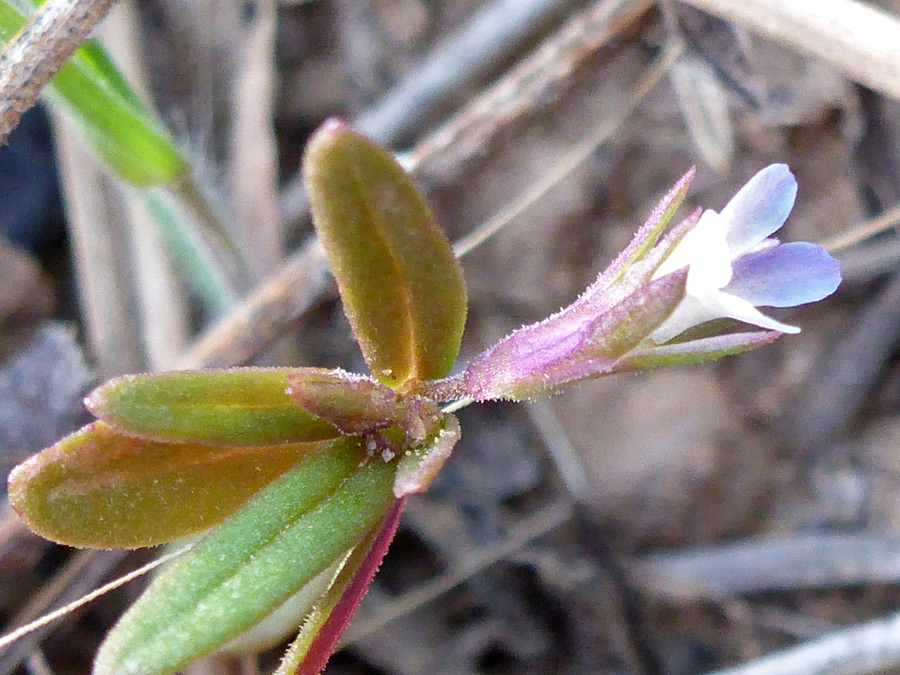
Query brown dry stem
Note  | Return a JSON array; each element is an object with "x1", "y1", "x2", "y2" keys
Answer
[
  {"x1": 678, "y1": 0, "x2": 900, "y2": 101},
  {"x1": 0, "y1": 0, "x2": 116, "y2": 141}
]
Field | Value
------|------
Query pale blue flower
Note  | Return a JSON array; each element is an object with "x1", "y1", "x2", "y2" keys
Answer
[
  {"x1": 650, "y1": 164, "x2": 840, "y2": 343},
  {"x1": 426, "y1": 165, "x2": 842, "y2": 403}
]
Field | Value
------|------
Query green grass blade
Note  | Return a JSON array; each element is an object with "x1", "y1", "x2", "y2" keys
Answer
[
  {"x1": 140, "y1": 189, "x2": 240, "y2": 316},
  {"x1": 0, "y1": 0, "x2": 185, "y2": 185},
  {"x1": 1, "y1": 2, "x2": 253, "y2": 301}
]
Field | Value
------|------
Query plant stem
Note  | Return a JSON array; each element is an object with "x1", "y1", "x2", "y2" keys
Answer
[{"x1": 420, "y1": 375, "x2": 468, "y2": 403}]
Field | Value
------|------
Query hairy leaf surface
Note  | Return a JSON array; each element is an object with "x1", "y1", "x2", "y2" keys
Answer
[
  {"x1": 304, "y1": 121, "x2": 467, "y2": 388},
  {"x1": 94, "y1": 436, "x2": 396, "y2": 675},
  {"x1": 7, "y1": 422, "x2": 322, "y2": 548},
  {"x1": 88, "y1": 369, "x2": 340, "y2": 446}
]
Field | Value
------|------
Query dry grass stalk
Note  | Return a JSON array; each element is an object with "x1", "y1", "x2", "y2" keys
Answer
[
  {"x1": 0, "y1": 0, "x2": 116, "y2": 140},
  {"x1": 679, "y1": 0, "x2": 900, "y2": 100}
]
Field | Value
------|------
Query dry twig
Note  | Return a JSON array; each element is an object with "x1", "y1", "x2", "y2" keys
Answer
[
  {"x1": 821, "y1": 204, "x2": 900, "y2": 254},
  {"x1": 225, "y1": 0, "x2": 282, "y2": 274},
  {"x1": 632, "y1": 534, "x2": 900, "y2": 601},
  {"x1": 53, "y1": 122, "x2": 145, "y2": 377},
  {"x1": 0, "y1": 0, "x2": 116, "y2": 140},
  {"x1": 678, "y1": 0, "x2": 900, "y2": 101},
  {"x1": 711, "y1": 608, "x2": 900, "y2": 675},
  {"x1": 344, "y1": 500, "x2": 572, "y2": 644},
  {"x1": 0, "y1": 549, "x2": 127, "y2": 675},
  {"x1": 101, "y1": 1, "x2": 190, "y2": 369},
  {"x1": 785, "y1": 270, "x2": 900, "y2": 455},
  {"x1": 176, "y1": 238, "x2": 331, "y2": 369},
  {"x1": 23, "y1": 651, "x2": 52, "y2": 675},
  {"x1": 279, "y1": 0, "x2": 598, "y2": 221},
  {"x1": 351, "y1": 0, "x2": 588, "y2": 147}
]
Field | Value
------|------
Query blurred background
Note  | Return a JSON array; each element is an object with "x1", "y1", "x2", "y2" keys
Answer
[{"x1": 1, "y1": 0, "x2": 899, "y2": 673}]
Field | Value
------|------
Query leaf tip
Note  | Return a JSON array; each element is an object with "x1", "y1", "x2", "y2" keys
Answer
[
  {"x1": 319, "y1": 117, "x2": 349, "y2": 135},
  {"x1": 305, "y1": 118, "x2": 355, "y2": 160},
  {"x1": 82, "y1": 392, "x2": 99, "y2": 416},
  {"x1": 83, "y1": 374, "x2": 134, "y2": 419}
]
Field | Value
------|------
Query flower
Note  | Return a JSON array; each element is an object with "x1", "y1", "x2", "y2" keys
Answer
[
  {"x1": 430, "y1": 164, "x2": 841, "y2": 403},
  {"x1": 650, "y1": 164, "x2": 841, "y2": 343}
]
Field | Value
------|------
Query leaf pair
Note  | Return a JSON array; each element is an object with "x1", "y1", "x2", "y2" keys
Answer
[{"x1": 8, "y1": 369, "x2": 341, "y2": 548}]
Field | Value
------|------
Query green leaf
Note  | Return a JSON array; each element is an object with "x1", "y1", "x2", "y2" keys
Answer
[
  {"x1": 303, "y1": 120, "x2": 468, "y2": 388},
  {"x1": 7, "y1": 422, "x2": 322, "y2": 548},
  {"x1": 275, "y1": 540, "x2": 369, "y2": 675},
  {"x1": 93, "y1": 436, "x2": 397, "y2": 675},
  {"x1": 277, "y1": 498, "x2": 405, "y2": 675},
  {"x1": 217, "y1": 561, "x2": 343, "y2": 656},
  {"x1": 87, "y1": 369, "x2": 341, "y2": 446},
  {"x1": 0, "y1": 0, "x2": 188, "y2": 185}
]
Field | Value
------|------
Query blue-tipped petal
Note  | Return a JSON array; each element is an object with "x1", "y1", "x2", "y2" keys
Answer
[
  {"x1": 725, "y1": 242, "x2": 841, "y2": 308},
  {"x1": 721, "y1": 164, "x2": 797, "y2": 255}
]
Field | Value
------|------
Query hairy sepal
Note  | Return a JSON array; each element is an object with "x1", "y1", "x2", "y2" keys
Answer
[
  {"x1": 462, "y1": 269, "x2": 688, "y2": 401},
  {"x1": 394, "y1": 413, "x2": 461, "y2": 497},
  {"x1": 611, "y1": 329, "x2": 781, "y2": 373},
  {"x1": 604, "y1": 167, "x2": 696, "y2": 283}
]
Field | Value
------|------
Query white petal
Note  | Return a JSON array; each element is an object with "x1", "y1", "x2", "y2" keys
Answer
[
  {"x1": 704, "y1": 290, "x2": 800, "y2": 334},
  {"x1": 649, "y1": 165, "x2": 807, "y2": 344},
  {"x1": 654, "y1": 209, "x2": 732, "y2": 284},
  {"x1": 649, "y1": 295, "x2": 718, "y2": 343},
  {"x1": 650, "y1": 289, "x2": 799, "y2": 344}
]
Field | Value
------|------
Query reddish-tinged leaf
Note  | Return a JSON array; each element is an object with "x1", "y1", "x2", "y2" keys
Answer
[
  {"x1": 7, "y1": 422, "x2": 322, "y2": 548},
  {"x1": 87, "y1": 369, "x2": 340, "y2": 446},
  {"x1": 276, "y1": 498, "x2": 406, "y2": 675},
  {"x1": 287, "y1": 368, "x2": 400, "y2": 434},
  {"x1": 303, "y1": 120, "x2": 467, "y2": 388}
]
